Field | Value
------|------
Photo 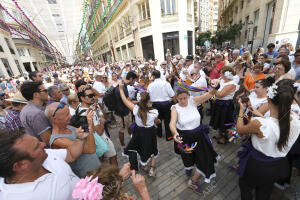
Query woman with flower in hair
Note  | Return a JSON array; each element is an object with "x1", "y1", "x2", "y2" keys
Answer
[
  {"x1": 236, "y1": 79, "x2": 300, "y2": 200},
  {"x1": 72, "y1": 163, "x2": 150, "y2": 200},
  {"x1": 118, "y1": 83, "x2": 160, "y2": 177},
  {"x1": 210, "y1": 66, "x2": 238, "y2": 144}
]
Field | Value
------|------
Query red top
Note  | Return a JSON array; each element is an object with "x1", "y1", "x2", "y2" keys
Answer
[{"x1": 209, "y1": 61, "x2": 225, "y2": 79}]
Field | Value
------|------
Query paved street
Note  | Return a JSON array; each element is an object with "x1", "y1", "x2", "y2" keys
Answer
[{"x1": 109, "y1": 110, "x2": 298, "y2": 200}]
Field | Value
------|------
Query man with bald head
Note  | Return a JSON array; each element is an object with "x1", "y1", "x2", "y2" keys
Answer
[{"x1": 45, "y1": 102, "x2": 100, "y2": 177}]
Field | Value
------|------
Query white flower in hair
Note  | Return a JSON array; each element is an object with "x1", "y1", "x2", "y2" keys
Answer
[
  {"x1": 267, "y1": 84, "x2": 278, "y2": 99},
  {"x1": 293, "y1": 82, "x2": 300, "y2": 92},
  {"x1": 224, "y1": 71, "x2": 233, "y2": 79}
]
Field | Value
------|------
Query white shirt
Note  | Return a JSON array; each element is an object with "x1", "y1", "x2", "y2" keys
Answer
[
  {"x1": 0, "y1": 149, "x2": 78, "y2": 200},
  {"x1": 147, "y1": 78, "x2": 175, "y2": 102},
  {"x1": 288, "y1": 67, "x2": 296, "y2": 80},
  {"x1": 190, "y1": 75, "x2": 207, "y2": 97},
  {"x1": 127, "y1": 85, "x2": 136, "y2": 100},
  {"x1": 251, "y1": 116, "x2": 300, "y2": 157},
  {"x1": 133, "y1": 105, "x2": 158, "y2": 127},
  {"x1": 249, "y1": 92, "x2": 267, "y2": 110},
  {"x1": 217, "y1": 80, "x2": 236, "y2": 100},
  {"x1": 187, "y1": 63, "x2": 194, "y2": 75},
  {"x1": 93, "y1": 81, "x2": 106, "y2": 103},
  {"x1": 172, "y1": 97, "x2": 200, "y2": 130},
  {"x1": 159, "y1": 68, "x2": 169, "y2": 81}
]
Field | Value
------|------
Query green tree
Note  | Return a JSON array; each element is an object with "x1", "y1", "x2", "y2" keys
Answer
[
  {"x1": 212, "y1": 23, "x2": 243, "y2": 45},
  {"x1": 196, "y1": 31, "x2": 212, "y2": 46}
]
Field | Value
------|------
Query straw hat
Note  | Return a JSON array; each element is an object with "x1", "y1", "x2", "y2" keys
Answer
[{"x1": 5, "y1": 92, "x2": 28, "y2": 104}]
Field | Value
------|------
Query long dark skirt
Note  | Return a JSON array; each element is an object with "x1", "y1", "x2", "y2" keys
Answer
[
  {"x1": 124, "y1": 124, "x2": 158, "y2": 171},
  {"x1": 209, "y1": 99, "x2": 235, "y2": 133},
  {"x1": 174, "y1": 125, "x2": 219, "y2": 183}
]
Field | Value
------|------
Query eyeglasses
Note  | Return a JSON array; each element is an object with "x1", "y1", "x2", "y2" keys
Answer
[
  {"x1": 53, "y1": 103, "x2": 66, "y2": 117},
  {"x1": 62, "y1": 88, "x2": 69, "y2": 92},
  {"x1": 85, "y1": 93, "x2": 95, "y2": 98},
  {"x1": 161, "y1": 64, "x2": 167, "y2": 66}
]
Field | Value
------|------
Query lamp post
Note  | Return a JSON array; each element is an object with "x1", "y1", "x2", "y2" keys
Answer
[{"x1": 247, "y1": 20, "x2": 254, "y2": 53}]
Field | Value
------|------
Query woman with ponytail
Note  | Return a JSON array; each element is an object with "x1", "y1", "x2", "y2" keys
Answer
[
  {"x1": 119, "y1": 83, "x2": 160, "y2": 177},
  {"x1": 236, "y1": 79, "x2": 300, "y2": 200}
]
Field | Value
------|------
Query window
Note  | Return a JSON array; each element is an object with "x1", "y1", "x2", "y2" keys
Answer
[
  {"x1": 241, "y1": 0, "x2": 244, "y2": 9},
  {"x1": 56, "y1": 23, "x2": 62, "y2": 26},
  {"x1": 15, "y1": 60, "x2": 23, "y2": 74},
  {"x1": 52, "y1": 14, "x2": 60, "y2": 17},
  {"x1": 0, "y1": 45, "x2": 3, "y2": 52},
  {"x1": 17, "y1": 48, "x2": 25, "y2": 56},
  {"x1": 47, "y1": 0, "x2": 57, "y2": 4},
  {"x1": 187, "y1": 0, "x2": 192, "y2": 14},
  {"x1": 4, "y1": 38, "x2": 15, "y2": 54},
  {"x1": 27, "y1": 49, "x2": 31, "y2": 56},
  {"x1": 161, "y1": 0, "x2": 177, "y2": 15},
  {"x1": 253, "y1": 9, "x2": 259, "y2": 38},
  {"x1": 1, "y1": 58, "x2": 14, "y2": 77},
  {"x1": 245, "y1": 16, "x2": 249, "y2": 38},
  {"x1": 138, "y1": 1, "x2": 151, "y2": 21}
]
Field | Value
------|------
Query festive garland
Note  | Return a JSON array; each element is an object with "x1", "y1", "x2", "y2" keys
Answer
[
  {"x1": 82, "y1": 0, "x2": 112, "y2": 49},
  {"x1": 80, "y1": 0, "x2": 100, "y2": 46},
  {"x1": 133, "y1": 85, "x2": 146, "y2": 93},
  {"x1": 175, "y1": 79, "x2": 209, "y2": 92},
  {"x1": 11, "y1": 0, "x2": 61, "y2": 55},
  {"x1": 0, "y1": 3, "x2": 56, "y2": 56},
  {"x1": 77, "y1": 0, "x2": 88, "y2": 47}
]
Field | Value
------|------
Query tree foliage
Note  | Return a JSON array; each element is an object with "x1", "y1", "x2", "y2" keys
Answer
[
  {"x1": 196, "y1": 31, "x2": 212, "y2": 46},
  {"x1": 211, "y1": 24, "x2": 243, "y2": 45}
]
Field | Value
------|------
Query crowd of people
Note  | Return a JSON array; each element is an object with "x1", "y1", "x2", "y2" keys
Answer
[{"x1": 0, "y1": 42, "x2": 300, "y2": 200}]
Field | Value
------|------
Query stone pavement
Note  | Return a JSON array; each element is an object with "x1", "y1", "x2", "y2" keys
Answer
[{"x1": 108, "y1": 114, "x2": 298, "y2": 200}]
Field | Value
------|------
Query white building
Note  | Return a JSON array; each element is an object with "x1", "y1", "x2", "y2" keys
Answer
[
  {"x1": 197, "y1": 0, "x2": 218, "y2": 33},
  {"x1": 82, "y1": 0, "x2": 196, "y2": 63},
  {"x1": 0, "y1": 10, "x2": 25, "y2": 78}
]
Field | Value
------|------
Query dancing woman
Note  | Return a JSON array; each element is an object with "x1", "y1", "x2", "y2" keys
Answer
[
  {"x1": 236, "y1": 79, "x2": 300, "y2": 200},
  {"x1": 119, "y1": 83, "x2": 160, "y2": 177},
  {"x1": 210, "y1": 66, "x2": 237, "y2": 144},
  {"x1": 169, "y1": 88, "x2": 219, "y2": 193}
]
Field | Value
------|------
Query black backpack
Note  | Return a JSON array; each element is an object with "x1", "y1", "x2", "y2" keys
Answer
[
  {"x1": 70, "y1": 107, "x2": 89, "y2": 132},
  {"x1": 103, "y1": 86, "x2": 117, "y2": 111}
]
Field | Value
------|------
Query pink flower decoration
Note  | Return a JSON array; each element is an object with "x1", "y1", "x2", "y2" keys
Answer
[{"x1": 72, "y1": 176, "x2": 104, "y2": 200}]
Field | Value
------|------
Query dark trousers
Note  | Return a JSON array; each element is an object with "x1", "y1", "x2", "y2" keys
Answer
[
  {"x1": 239, "y1": 156, "x2": 289, "y2": 200},
  {"x1": 153, "y1": 102, "x2": 172, "y2": 140}
]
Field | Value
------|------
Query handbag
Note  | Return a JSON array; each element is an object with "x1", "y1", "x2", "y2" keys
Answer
[{"x1": 93, "y1": 132, "x2": 109, "y2": 157}]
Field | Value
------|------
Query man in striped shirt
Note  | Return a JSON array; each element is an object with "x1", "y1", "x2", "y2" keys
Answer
[{"x1": 5, "y1": 92, "x2": 27, "y2": 130}]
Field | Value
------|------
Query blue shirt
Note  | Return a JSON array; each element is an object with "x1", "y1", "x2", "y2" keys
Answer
[{"x1": 292, "y1": 61, "x2": 300, "y2": 81}]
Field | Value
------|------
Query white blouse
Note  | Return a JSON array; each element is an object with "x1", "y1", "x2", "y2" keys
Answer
[
  {"x1": 172, "y1": 97, "x2": 200, "y2": 130},
  {"x1": 217, "y1": 79, "x2": 237, "y2": 100},
  {"x1": 133, "y1": 105, "x2": 158, "y2": 128},
  {"x1": 249, "y1": 92, "x2": 267, "y2": 110},
  {"x1": 251, "y1": 116, "x2": 300, "y2": 158}
]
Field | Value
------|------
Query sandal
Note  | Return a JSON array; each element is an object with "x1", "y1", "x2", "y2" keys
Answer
[
  {"x1": 149, "y1": 166, "x2": 156, "y2": 177},
  {"x1": 188, "y1": 179, "x2": 203, "y2": 194}
]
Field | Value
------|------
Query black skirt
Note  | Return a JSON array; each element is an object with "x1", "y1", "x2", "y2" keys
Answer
[
  {"x1": 124, "y1": 123, "x2": 158, "y2": 171},
  {"x1": 174, "y1": 125, "x2": 219, "y2": 183},
  {"x1": 209, "y1": 99, "x2": 235, "y2": 133}
]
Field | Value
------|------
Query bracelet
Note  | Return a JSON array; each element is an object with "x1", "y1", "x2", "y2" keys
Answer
[{"x1": 76, "y1": 137, "x2": 86, "y2": 141}]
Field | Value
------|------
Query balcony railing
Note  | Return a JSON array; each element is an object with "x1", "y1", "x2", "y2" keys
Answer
[{"x1": 139, "y1": 18, "x2": 151, "y2": 29}]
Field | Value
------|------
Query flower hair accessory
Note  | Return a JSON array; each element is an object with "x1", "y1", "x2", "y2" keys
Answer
[
  {"x1": 293, "y1": 82, "x2": 300, "y2": 92},
  {"x1": 267, "y1": 84, "x2": 278, "y2": 99},
  {"x1": 72, "y1": 176, "x2": 104, "y2": 200},
  {"x1": 224, "y1": 71, "x2": 233, "y2": 79}
]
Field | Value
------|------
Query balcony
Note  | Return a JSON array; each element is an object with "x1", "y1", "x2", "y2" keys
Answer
[
  {"x1": 139, "y1": 18, "x2": 151, "y2": 29},
  {"x1": 161, "y1": 13, "x2": 178, "y2": 24},
  {"x1": 187, "y1": 13, "x2": 192, "y2": 22}
]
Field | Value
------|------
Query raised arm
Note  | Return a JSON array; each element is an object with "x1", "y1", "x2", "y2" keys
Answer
[
  {"x1": 119, "y1": 83, "x2": 135, "y2": 111},
  {"x1": 193, "y1": 89, "x2": 216, "y2": 106}
]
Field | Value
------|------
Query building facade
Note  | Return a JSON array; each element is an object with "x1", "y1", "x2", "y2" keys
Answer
[
  {"x1": 197, "y1": 0, "x2": 218, "y2": 33},
  {"x1": 218, "y1": 0, "x2": 300, "y2": 52},
  {"x1": 81, "y1": 0, "x2": 196, "y2": 63}
]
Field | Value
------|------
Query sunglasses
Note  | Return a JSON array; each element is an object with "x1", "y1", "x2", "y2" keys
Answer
[
  {"x1": 85, "y1": 93, "x2": 95, "y2": 98},
  {"x1": 53, "y1": 103, "x2": 66, "y2": 117},
  {"x1": 38, "y1": 89, "x2": 47, "y2": 93},
  {"x1": 62, "y1": 88, "x2": 69, "y2": 92}
]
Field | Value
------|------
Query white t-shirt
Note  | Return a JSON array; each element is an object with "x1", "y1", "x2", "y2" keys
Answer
[
  {"x1": 93, "y1": 81, "x2": 106, "y2": 103},
  {"x1": 190, "y1": 75, "x2": 207, "y2": 97},
  {"x1": 147, "y1": 79, "x2": 175, "y2": 102},
  {"x1": 0, "y1": 149, "x2": 79, "y2": 200},
  {"x1": 133, "y1": 105, "x2": 158, "y2": 127},
  {"x1": 251, "y1": 116, "x2": 300, "y2": 157},
  {"x1": 172, "y1": 97, "x2": 200, "y2": 130}
]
